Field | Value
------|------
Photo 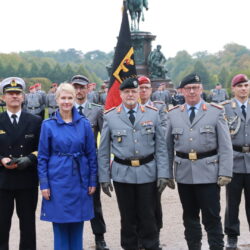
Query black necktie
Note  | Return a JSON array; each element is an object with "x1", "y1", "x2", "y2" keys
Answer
[
  {"x1": 241, "y1": 105, "x2": 246, "y2": 119},
  {"x1": 11, "y1": 114, "x2": 18, "y2": 127},
  {"x1": 189, "y1": 107, "x2": 196, "y2": 123},
  {"x1": 128, "y1": 110, "x2": 135, "y2": 125},
  {"x1": 78, "y1": 106, "x2": 84, "y2": 115}
]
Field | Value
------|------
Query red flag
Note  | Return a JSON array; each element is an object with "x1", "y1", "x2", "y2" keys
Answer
[{"x1": 105, "y1": 2, "x2": 137, "y2": 110}]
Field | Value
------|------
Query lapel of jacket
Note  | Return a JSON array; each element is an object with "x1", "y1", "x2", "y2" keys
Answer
[
  {"x1": 118, "y1": 105, "x2": 132, "y2": 127},
  {"x1": 0, "y1": 112, "x2": 13, "y2": 145},
  {"x1": 83, "y1": 101, "x2": 91, "y2": 117},
  {"x1": 11, "y1": 112, "x2": 30, "y2": 144},
  {"x1": 134, "y1": 105, "x2": 144, "y2": 126},
  {"x1": 232, "y1": 98, "x2": 244, "y2": 120},
  {"x1": 180, "y1": 104, "x2": 191, "y2": 126}
]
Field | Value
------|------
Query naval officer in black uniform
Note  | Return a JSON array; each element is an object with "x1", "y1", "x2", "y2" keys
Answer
[{"x1": 0, "y1": 77, "x2": 42, "y2": 250}]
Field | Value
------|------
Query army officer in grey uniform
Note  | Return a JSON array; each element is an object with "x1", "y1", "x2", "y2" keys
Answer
[
  {"x1": 222, "y1": 74, "x2": 250, "y2": 249},
  {"x1": 210, "y1": 83, "x2": 229, "y2": 103},
  {"x1": 166, "y1": 73, "x2": 233, "y2": 250},
  {"x1": 46, "y1": 83, "x2": 58, "y2": 117},
  {"x1": 71, "y1": 75, "x2": 108, "y2": 250},
  {"x1": 98, "y1": 77, "x2": 172, "y2": 250}
]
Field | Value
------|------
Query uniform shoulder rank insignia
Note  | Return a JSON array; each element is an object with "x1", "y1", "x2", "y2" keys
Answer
[
  {"x1": 104, "y1": 107, "x2": 116, "y2": 114},
  {"x1": 231, "y1": 101, "x2": 237, "y2": 109},
  {"x1": 153, "y1": 100, "x2": 164, "y2": 104},
  {"x1": 168, "y1": 105, "x2": 180, "y2": 112},
  {"x1": 91, "y1": 103, "x2": 101, "y2": 108},
  {"x1": 145, "y1": 104, "x2": 158, "y2": 111},
  {"x1": 0, "y1": 130, "x2": 6, "y2": 134},
  {"x1": 210, "y1": 102, "x2": 223, "y2": 109},
  {"x1": 220, "y1": 100, "x2": 231, "y2": 106}
]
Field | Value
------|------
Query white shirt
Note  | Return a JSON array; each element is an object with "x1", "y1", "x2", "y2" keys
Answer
[{"x1": 7, "y1": 109, "x2": 21, "y2": 124}]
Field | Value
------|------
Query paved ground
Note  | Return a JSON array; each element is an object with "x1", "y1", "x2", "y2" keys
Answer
[{"x1": 9, "y1": 187, "x2": 250, "y2": 250}]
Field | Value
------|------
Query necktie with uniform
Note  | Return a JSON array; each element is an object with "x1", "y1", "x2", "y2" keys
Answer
[
  {"x1": 128, "y1": 110, "x2": 135, "y2": 125},
  {"x1": 11, "y1": 114, "x2": 18, "y2": 127},
  {"x1": 189, "y1": 107, "x2": 196, "y2": 123},
  {"x1": 241, "y1": 104, "x2": 246, "y2": 119}
]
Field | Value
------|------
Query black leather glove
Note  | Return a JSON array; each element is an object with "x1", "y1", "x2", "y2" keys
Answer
[
  {"x1": 16, "y1": 156, "x2": 32, "y2": 170},
  {"x1": 166, "y1": 179, "x2": 175, "y2": 189},
  {"x1": 157, "y1": 178, "x2": 168, "y2": 193},
  {"x1": 101, "y1": 182, "x2": 113, "y2": 197}
]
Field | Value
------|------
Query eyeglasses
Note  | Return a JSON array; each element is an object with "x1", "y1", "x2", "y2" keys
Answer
[
  {"x1": 74, "y1": 86, "x2": 87, "y2": 91},
  {"x1": 183, "y1": 86, "x2": 200, "y2": 92}
]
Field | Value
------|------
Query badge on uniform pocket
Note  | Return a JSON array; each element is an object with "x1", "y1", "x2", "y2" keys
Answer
[
  {"x1": 25, "y1": 134, "x2": 34, "y2": 138},
  {"x1": 117, "y1": 136, "x2": 122, "y2": 143}
]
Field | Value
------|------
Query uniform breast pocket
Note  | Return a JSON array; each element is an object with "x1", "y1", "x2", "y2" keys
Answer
[
  {"x1": 199, "y1": 125, "x2": 216, "y2": 145},
  {"x1": 112, "y1": 129, "x2": 127, "y2": 147},
  {"x1": 172, "y1": 128, "x2": 183, "y2": 144},
  {"x1": 141, "y1": 126, "x2": 155, "y2": 145}
]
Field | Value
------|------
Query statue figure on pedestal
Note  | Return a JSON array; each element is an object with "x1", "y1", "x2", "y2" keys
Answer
[
  {"x1": 147, "y1": 45, "x2": 168, "y2": 79},
  {"x1": 126, "y1": 0, "x2": 148, "y2": 31}
]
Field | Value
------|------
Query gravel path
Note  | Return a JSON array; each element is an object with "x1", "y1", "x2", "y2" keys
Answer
[{"x1": 9, "y1": 187, "x2": 250, "y2": 250}]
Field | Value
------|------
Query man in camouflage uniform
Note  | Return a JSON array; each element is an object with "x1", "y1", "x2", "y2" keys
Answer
[
  {"x1": 46, "y1": 83, "x2": 58, "y2": 117},
  {"x1": 222, "y1": 74, "x2": 250, "y2": 249},
  {"x1": 71, "y1": 75, "x2": 108, "y2": 250},
  {"x1": 166, "y1": 73, "x2": 233, "y2": 250},
  {"x1": 98, "y1": 77, "x2": 172, "y2": 250}
]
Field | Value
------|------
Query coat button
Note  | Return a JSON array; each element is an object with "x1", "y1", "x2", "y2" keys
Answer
[
  {"x1": 20, "y1": 155, "x2": 23, "y2": 157},
  {"x1": 20, "y1": 145, "x2": 23, "y2": 148},
  {"x1": 9, "y1": 155, "x2": 12, "y2": 157},
  {"x1": 135, "y1": 151, "x2": 139, "y2": 154},
  {"x1": 189, "y1": 138, "x2": 193, "y2": 141}
]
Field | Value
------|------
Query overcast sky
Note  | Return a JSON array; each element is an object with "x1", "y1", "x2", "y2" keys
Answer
[{"x1": 1, "y1": 0, "x2": 249, "y2": 58}]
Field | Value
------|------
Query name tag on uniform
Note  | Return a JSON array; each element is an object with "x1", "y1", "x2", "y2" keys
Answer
[
  {"x1": 0, "y1": 130, "x2": 6, "y2": 134},
  {"x1": 25, "y1": 134, "x2": 34, "y2": 138}
]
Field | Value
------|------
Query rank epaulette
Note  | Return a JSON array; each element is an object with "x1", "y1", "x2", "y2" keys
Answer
[
  {"x1": 168, "y1": 105, "x2": 180, "y2": 112},
  {"x1": 91, "y1": 103, "x2": 102, "y2": 107},
  {"x1": 153, "y1": 100, "x2": 164, "y2": 105},
  {"x1": 220, "y1": 100, "x2": 231, "y2": 106},
  {"x1": 145, "y1": 104, "x2": 158, "y2": 111},
  {"x1": 210, "y1": 102, "x2": 223, "y2": 109},
  {"x1": 104, "y1": 107, "x2": 116, "y2": 114}
]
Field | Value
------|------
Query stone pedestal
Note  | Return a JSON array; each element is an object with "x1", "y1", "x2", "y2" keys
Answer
[{"x1": 131, "y1": 31, "x2": 156, "y2": 76}]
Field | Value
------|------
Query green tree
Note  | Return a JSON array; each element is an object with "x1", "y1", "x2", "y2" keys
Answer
[
  {"x1": 193, "y1": 61, "x2": 210, "y2": 89},
  {"x1": 40, "y1": 62, "x2": 52, "y2": 79},
  {"x1": 17, "y1": 63, "x2": 29, "y2": 78},
  {"x1": 29, "y1": 62, "x2": 40, "y2": 77},
  {"x1": 218, "y1": 67, "x2": 229, "y2": 88}
]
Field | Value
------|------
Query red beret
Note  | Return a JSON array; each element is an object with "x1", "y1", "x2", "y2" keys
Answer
[
  {"x1": 34, "y1": 83, "x2": 41, "y2": 87},
  {"x1": 231, "y1": 74, "x2": 249, "y2": 87},
  {"x1": 138, "y1": 76, "x2": 151, "y2": 85},
  {"x1": 29, "y1": 85, "x2": 35, "y2": 90}
]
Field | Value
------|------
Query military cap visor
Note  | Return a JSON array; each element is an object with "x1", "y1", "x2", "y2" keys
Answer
[
  {"x1": 120, "y1": 77, "x2": 139, "y2": 90},
  {"x1": 0, "y1": 77, "x2": 25, "y2": 94},
  {"x1": 71, "y1": 75, "x2": 89, "y2": 86},
  {"x1": 180, "y1": 73, "x2": 201, "y2": 88}
]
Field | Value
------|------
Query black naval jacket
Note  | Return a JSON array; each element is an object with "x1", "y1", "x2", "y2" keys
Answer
[{"x1": 0, "y1": 111, "x2": 42, "y2": 189}]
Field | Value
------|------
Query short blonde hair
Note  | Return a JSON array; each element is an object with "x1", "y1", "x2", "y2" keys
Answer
[{"x1": 55, "y1": 83, "x2": 76, "y2": 99}]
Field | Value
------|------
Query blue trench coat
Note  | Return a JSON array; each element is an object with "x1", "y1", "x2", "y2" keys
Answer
[{"x1": 38, "y1": 107, "x2": 97, "y2": 223}]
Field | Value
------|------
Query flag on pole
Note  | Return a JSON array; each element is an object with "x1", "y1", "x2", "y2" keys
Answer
[{"x1": 105, "y1": 1, "x2": 137, "y2": 110}]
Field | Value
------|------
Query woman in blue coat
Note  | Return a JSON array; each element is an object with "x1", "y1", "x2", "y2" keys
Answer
[{"x1": 38, "y1": 83, "x2": 97, "y2": 250}]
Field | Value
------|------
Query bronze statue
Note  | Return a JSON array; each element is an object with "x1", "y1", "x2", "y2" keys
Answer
[
  {"x1": 147, "y1": 45, "x2": 168, "y2": 79},
  {"x1": 126, "y1": 0, "x2": 148, "y2": 31}
]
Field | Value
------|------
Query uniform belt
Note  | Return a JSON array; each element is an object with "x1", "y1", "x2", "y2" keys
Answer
[
  {"x1": 114, "y1": 154, "x2": 154, "y2": 167},
  {"x1": 176, "y1": 150, "x2": 217, "y2": 160},
  {"x1": 233, "y1": 145, "x2": 250, "y2": 153},
  {"x1": 28, "y1": 107, "x2": 40, "y2": 109}
]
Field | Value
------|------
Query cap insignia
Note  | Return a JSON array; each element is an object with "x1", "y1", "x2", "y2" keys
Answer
[{"x1": 11, "y1": 80, "x2": 17, "y2": 87}]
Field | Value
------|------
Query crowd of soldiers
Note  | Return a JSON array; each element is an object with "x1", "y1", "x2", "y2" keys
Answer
[{"x1": 0, "y1": 72, "x2": 249, "y2": 250}]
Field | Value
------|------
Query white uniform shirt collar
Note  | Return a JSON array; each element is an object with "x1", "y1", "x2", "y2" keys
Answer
[
  {"x1": 75, "y1": 101, "x2": 87, "y2": 110},
  {"x1": 7, "y1": 109, "x2": 21, "y2": 123},
  {"x1": 186, "y1": 101, "x2": 202, "y2": 114},
  {"x1": 123, "y1": 103, "x2": 139, "y2": 114}
]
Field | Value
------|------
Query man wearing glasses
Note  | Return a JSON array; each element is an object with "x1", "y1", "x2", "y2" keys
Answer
[
  {"x1": 166, "y1": 73, "x2": 233, "y2": 250},
  {"x1": 72, "y1": 75, "x2": 109, "y2": 250}
]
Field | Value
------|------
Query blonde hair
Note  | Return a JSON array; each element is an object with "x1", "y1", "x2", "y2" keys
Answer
[{"x1": 55, "y1": 83, "x2": 76, "y2": 99}]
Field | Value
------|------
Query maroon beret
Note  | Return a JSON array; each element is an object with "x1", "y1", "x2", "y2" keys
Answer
[{"x1": 231, "y1": 74, "x2": 249, "y2": 87}]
